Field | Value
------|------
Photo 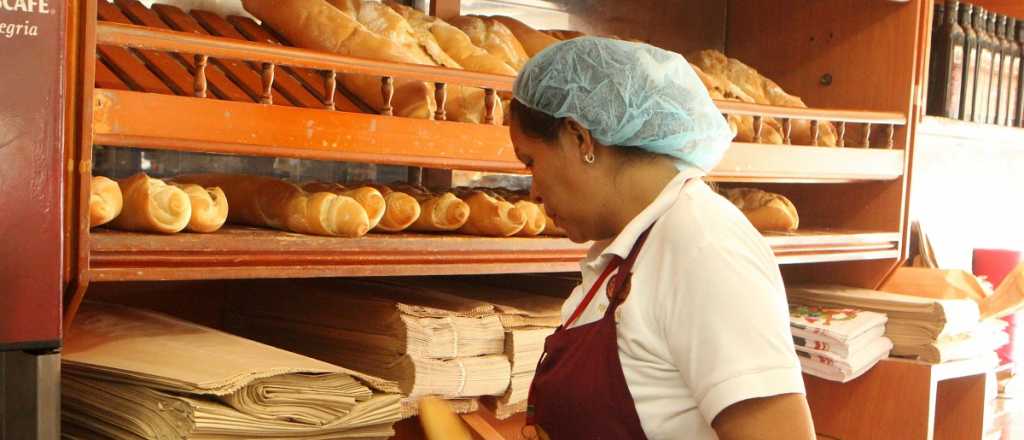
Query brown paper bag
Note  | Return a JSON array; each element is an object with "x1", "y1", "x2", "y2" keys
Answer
[{"x1": 881, "y1": 267, "x2": 991, "y2": 302}]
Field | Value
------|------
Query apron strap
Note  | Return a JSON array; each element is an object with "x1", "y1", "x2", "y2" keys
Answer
[{"x1": 606, "y1": 225, "x2": 654, "y2": 304}]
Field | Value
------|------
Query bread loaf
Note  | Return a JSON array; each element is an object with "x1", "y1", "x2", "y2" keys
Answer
[
  {"x1": 322, "y1": 0, "x2": 501, "y2": 124},
  {"x1": 690, "y1": 62, "x2": 783, "y2": 144},
  {"x1": 485, "y1": 188, "x2": 545, "y2": 237},
  {"x1": 242, "y1": 0, "x2": 435, "y2": 119},
  {"x1": 453, "y1": 189, "x2": 526, "y2": 237},
  {"x1": 89, "y1": 175, "x2": 123, "y2": 228},
  {"x1": 689, "y1": 50, "x2": 837, "y2": 147},
  {"x1": 175, "y1": 174, "x2": 370, "y2": 237},
  {"x1": 418, "y1": 396, "x2": 473, "y2": 440},
  {"x1": 388, "y1": 185, "x2": 470, "y2": 232},
  {"x1": 302, "y1": 182, "x2": 387, "y2": 231},
  {"x1": 386, "y1": 2, "x2": 517, "y2": 76},
  {"x1": 448, "y1": 16, "x2": 529, "y2": 71},
  {"x1": 487, "y1": 15, "x2": 559, "y2": 57},
  {"x1": 173, "y1": 183, "x2": 229, "y2": 233},
  {"x1": 355, "y1": 183, "x2": 422, "y2": 232},
  {"x1": 108, "y1": 173, "x2": 191, "y2": 234},
  {"x1": 721, "y1": 187, "x2": 799, "y2": 232}
]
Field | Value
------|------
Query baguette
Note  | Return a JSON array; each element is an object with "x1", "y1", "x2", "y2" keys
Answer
[
  {"x1": 453, "y1": 189, "x2": 526, "y2": 237},
  {"x1": 485, "y1": 188, "x2": 545, "y2": 237},
  {"x1": 689, "y1": 49, "x2": 836, "y2": 147},
  {"x1": 390, "y1": 185, "x2": 470, "y2": 232},
  {"x1": 721, "y1": 187, "x2": 799, "y2": 232},
  {"x1": 690, "y1": 62, "x2": 783, "y2": 144},
  {"x1": 357, "y1": 183, "x2": 422, "y2": 232},
  {"x1": 89, "y1": 175, "x2": 123, "y2": 228},
  {"x1": 448, "y1": 16, "x2": 529, "y2": 71},
  {"x1": 302, "y1": 182, "x2": 387, "y2": 230},
  {"x1": 175, "y1": 174, "x2": 370, "y2": 237},
  {"x1": 173, "y1": 183, "x2": 229, "y2": 233},
  {"x1": 418, "y1": 396, "x2": 473, "y2": 440},
  {"x1": 243, "y1": 0, "x2": 435, "y2": 119},
  {"x1": 108, "y1": 173, "x2": 191, "y2": 234},
  {"x1": 324, "y1": 0, "x2": 500, "y2": 124},
  {"x1": 487, "y1": 15, "x2": 559, "y2": 57},
  {"x1": 386, "y1": 2, "x2": 517, "y2": 76}
]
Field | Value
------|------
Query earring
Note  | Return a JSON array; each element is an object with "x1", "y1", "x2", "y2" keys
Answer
[{"x1": 583, "y1": 152, "x2": 596, "y2": 164}]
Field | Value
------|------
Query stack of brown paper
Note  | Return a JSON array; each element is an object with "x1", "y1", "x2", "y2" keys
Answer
[
  {"x1": 62, "y1": 302, "x2": 402, "y2": 439},
  {"x1": 224, "y1": 279, "x2": 511, "y2": 410}
]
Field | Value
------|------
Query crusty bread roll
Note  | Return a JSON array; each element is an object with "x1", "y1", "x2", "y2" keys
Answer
[
  {"x1": 453, "y1": 189, "x2": 526, "y2": 237},
  {"x1": 173, "y1": 184, "x2": 229, "y2": 233},
  {"x1": 356, "y1": 183, "x2": 422, "y2": 232},
  {"x1": 302, "y1": 182, "x2": 387, "y2": 231},
  {"x1": 689, "y1": 50, "x2": 837, "y2": 147},
  {"x1": 511, "y1": 199, "x2": 545, "y2": 236},
  {"x1": 690, "y1": 63, "x2": 783, "y2": 144},
  {"x1": 175, "y1": 174, "x2": 370, "y2": 237},
  {"x1": 386, "y1": 2, "x2": 517, "y2": 76},
  {"x1": 243, "y1": 0, "x2": 435, "y2": 119},
  {"x1": 418, "y1": 396, "x2": 473, "y2": 440},
  {"x1": 108, "y1": 173, "x2": 191, "y2": 234},
  {"x1": 448, "y1": 16, "x2": 529, "y2": 71},
  {"x1": 487, "y1": 15, "x2": 559, "y2": 58},
  {"x1": 485, "y1": 188, "x2": 545, "y2": 237},
  {"x1": 391, "y1": 185, "x2": 470, "y2": 232},
  {"x1": 331, "y1": 0, "x2": 459, "y2": 67},
  {"x1": 721, "y1": 187, "x2": 799, "y2": 232},
  {"x1": 331, "y1": 0, "x2": 501, "y2": 124},
  {"x1": 89, "y1": 175, "x2": 123, "y2": 228}
]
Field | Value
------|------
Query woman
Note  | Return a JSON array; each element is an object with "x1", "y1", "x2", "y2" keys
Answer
[{"x1": 512, "y1": 38, "x2": 816, "y2": 439}]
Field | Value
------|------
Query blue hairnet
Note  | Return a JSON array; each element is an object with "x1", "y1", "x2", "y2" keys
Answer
[{"x1": 513, "y1": 37, "x2": 733, "y2": 172}]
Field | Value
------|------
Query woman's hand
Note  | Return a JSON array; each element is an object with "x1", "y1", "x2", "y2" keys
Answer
[{"x1": 711, "y1": 393, "x2": 815, "y2": 440}]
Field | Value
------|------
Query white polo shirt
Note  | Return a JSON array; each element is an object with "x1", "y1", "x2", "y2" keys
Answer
[{"x1": 561, "y1": 169, "x2": 805, "y2": 439}]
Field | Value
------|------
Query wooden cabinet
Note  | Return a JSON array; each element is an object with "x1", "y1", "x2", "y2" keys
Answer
[{"x1": 5, "y1": 0, "x2": 1000, "y2": 438}]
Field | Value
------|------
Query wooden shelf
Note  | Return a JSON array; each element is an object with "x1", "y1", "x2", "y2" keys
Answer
[
  {"x1": 807, "y1": 356, "x2": 997, "y2": 440},
  {"x1": 87, "y1": 227, "x2": 899, "y2": 281},
  {"x1": 93, "y1": 90, "x2": 907, "y2": 181},
  {"x1": 709, "y1": 143, "x2": 906, "y2": 183}
]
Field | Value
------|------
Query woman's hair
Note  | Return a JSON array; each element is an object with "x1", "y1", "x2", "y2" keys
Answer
[
  {"x1": 511, "y1": 98, "x2": 665, "y2": 168},
  {"x1": 510, "y1": 99, "x2": 564, "y2": 143}
]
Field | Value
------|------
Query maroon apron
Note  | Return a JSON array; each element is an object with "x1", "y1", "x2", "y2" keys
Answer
[{"x1": 526, "y1": 227, "x2": 653, "y2": 440}]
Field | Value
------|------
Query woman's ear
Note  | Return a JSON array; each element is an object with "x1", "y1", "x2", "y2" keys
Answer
[{"x1": 562, "y1": 119, "x2": 596, "y2": 161}]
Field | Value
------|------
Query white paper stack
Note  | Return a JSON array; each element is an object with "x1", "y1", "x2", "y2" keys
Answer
[
  {"x1": 225, "y1": 279, "x2": 512, "y2": 410},
  {"x1": 61, "y1": 302, "x2": 402, "y2": 439},
  {"x1": 789, "y1": 304, "x2": 892, "y2": 382},
  {"x1": 383, "y1": 278, "x2": 564, "y2": 419},
  {"x1": 788, "y1": 284, "x2": 997, "y2": 364}
]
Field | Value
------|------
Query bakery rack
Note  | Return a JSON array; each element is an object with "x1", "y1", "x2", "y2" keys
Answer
[
  {"x1": 43, "y1": 0, "x2": 936, "y2": 438},
  {"x1": 72, "y1": 1, "x2": 916, "y2": 313}
]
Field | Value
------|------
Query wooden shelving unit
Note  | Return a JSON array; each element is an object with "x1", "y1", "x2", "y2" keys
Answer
[{"x1": 25, "y1": 0, "x2": 940, "y2": 438}]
